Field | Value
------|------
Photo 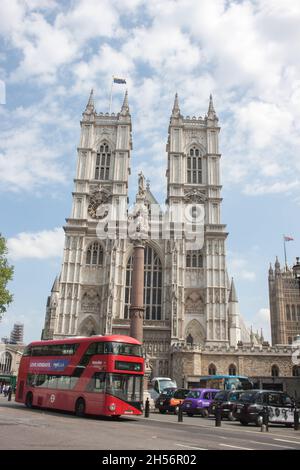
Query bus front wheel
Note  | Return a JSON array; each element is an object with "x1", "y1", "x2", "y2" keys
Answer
[
  {"x1": 75, "y1": 398, "x2": 86, "y2": 417},
  {"x1": 25, "y1": 392, "x2": 33, "y2": 409}
]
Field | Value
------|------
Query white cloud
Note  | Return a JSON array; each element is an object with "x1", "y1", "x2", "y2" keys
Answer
[
  {"x1": 7, "y1": 227, "x2": 64, "y2": 260},
  {"x1": 243, "y1": 180, "x2": 300, "y2": 196},
  {"x1": 2, "y1": 0, "x2": 300, "y2": 199},
  {"x1": 227, "y1": 252, "x2": 256, "y2": 282},
  {"x1": 56, "y1": 0, "x2": 121, "y2": 43}
]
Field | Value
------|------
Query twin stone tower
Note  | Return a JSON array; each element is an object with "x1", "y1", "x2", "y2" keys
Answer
[{"x1": 42, "y1": 90, "x2": 255, "y2": 377}]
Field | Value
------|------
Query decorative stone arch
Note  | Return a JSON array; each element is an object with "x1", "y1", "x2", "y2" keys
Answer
[
  {"x1": 124, "y1": 243, "x2": 163, "y2": 321},
  {"x1": 81, "y1": 289, "x2": 101, "y2": 316},
  {"x1": 184, "y1": 140, "x2": 206, "y2": 156},
  {"x1": 124, "y1": 241, "x2": 164, "y2": 270},
  {"x1": 184, "y1": 319, "x2": 205, "y2": 346},
  {"x1": 93, "y1": 136, "x2": 116, "y2": 153},
  {"x1": 85, "y1": 240, "x2": 104, "y2": 266},
  {"x1": 208, "y1": 363, "x2": 217, "y2": 375},
  {"x1": 185, "y1": 291, "x2": 205, "y2": 315},
  {"x1": 78, "y1": 315, "x2": 99, "y2": 336}
]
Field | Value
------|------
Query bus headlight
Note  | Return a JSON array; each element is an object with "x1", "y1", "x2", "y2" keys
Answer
[{"x1": 108, "y1": 403, "x2": 116, "y2": 411}]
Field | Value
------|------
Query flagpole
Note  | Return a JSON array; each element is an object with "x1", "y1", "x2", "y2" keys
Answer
[
  {"x1": 283, "y1": 235, "x2": 287, "y2": 269},
  {"x1": 109, "y1": 76, "x2": 114, "y2": 114}
]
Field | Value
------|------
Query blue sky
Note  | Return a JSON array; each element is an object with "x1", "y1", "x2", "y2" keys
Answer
[{"x1": 0, "y1": 0, "x2": 300, "y2": 343}]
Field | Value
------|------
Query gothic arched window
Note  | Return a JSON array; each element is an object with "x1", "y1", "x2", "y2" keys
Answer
[
  {"x1": 187, "y1": 146, "x2": 202, "y2": 184},
  {"x1": 0, "y1": 352, "x2": 12, "y2": 374},
  {"x1": 186, "y1": 250, "x2": 203, "y2": 268},
  {"x1": 86, "y1": 242, "x2": 104, "y2": 266},
  {"x1": 95, "y1": 143, "x2": 111, "y2": 180},
  {"x1": 228, "y1": 364, "x2": 236, "y2": 376},
  {"x1": 124, "y1": 245, "x2": 162, "y2": 321},
  {"x1": 291, "y1": 305, "x2": 296, "y2": 321},
  {"x1": 292, "y1": 366, "x2": 300, "y2": 377},
  {"x1": 271, "y1": 364, "x2": 279, "y2": 377},
  {"x1": 286, "y1": 305, "x2": 291, "y2": 321},
  {"x1": 208, "y1": 363, "x2": 216, "y2": 375}
]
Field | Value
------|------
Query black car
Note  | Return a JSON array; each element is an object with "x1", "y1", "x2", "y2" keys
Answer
[
  {"x1": 210, "y1": 390, "x2": 245, "y2": 420},
  {"x1": 155, "y1": 388, "x2": 190, "y2": 414},
  {"x1": 235, "y1": 390, "x2": 297, "y2": 427}
]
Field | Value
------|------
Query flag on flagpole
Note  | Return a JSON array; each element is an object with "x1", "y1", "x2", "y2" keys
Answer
[
  {"x1": 284, "y1": 235, "x2": 294, "y2": 242},
  {"x1": 113, "y1": 77, "x2": 126, "y2": 84}
]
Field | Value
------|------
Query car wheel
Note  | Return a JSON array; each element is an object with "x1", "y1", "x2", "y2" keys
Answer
[
  {"x1": 201, "y1": 409, "x2": 209, "y2": 418},
  {"x1": 227, "y1": 411, "x2": 235, "y2": 421},
  {"x1": 75, "y1": 398, "x2": 86, "y2": 417},
  {"x1": 187, "y1": 412, "x2": 194, "y2": 417},
  {"x1": 255, "y1": 415, "x2": 263, "y2": 427},
  {"x1": 240, "y1": 420, "x2": 249, "y2": 426},
  {"x1": 25, "y1": 392, "x2": 33, "y2": 409}
]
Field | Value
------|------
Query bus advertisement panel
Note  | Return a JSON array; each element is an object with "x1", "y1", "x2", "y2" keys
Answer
[{"x1": 15, "y1": 335, "x2": 144, "y2": 418}]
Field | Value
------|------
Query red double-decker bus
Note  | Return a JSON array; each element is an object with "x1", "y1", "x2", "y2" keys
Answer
[{"x1": 15, "y1": 335, "x2": 144, "y2": 417}]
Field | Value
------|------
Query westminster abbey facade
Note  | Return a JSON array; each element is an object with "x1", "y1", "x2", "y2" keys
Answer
[{"x1": 42, "y1": 90, "x2": 258, "y2": 377}]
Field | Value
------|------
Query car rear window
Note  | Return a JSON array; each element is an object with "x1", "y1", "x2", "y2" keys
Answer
[
  {"x1": 187, "y1": 390, "x2": 201, "y2": 399},
  {"x1": 229, "y1": 391, "x2": 243, "y2": 401},
  {"x1": 239, "y1": 391, "x2": 258, "y2": 403},
  {"x1": 174, "y1": 389, "x2": 189, "y2": 399},
  {"x1": 214, "y1": 391, "x2": 227, "y2": 400}
]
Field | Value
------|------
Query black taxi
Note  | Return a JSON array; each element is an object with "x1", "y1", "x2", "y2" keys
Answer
[{"x1": 235, "y1": 390, "x2": 297, "y2": 426}]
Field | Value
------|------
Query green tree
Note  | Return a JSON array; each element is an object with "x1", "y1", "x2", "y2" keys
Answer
[{"x1": 0, "y1": 234, "x2": 14, "y2": 320}]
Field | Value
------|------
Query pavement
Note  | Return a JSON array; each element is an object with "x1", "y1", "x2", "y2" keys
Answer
[{"x1": 1, "y1": 396, "x2": 300, "y2": 450}]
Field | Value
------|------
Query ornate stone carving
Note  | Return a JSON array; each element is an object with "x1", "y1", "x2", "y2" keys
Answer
[
  {"x1": 81, "y1": 289, "x2": 101, "y2": 313},
  {"x1": 183, "y1": 188, "x2": 207, "y2": 204},
  {"x1": 88, "y1": 185, "x2": 112, "y2": 219}
]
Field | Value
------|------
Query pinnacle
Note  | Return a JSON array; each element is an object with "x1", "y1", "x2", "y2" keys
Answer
[
  {"x1": 172, "y1": 92, "x2": 180, "y2": 116},
  {"x1": 229, "y1": 278, "x2": 238, "y2": 303},
  {"x1": 121, "y1": 90, "x2": 130, "y2": 115},
  {"x1": 86, "y1": 88, "x2": 95, "y2": 110}
]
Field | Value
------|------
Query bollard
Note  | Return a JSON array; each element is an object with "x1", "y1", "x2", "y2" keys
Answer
[
  {"x1": 178, "y1": 405, "x2": 183, "y2": 423},
  {"x1": 215, "y1": 405, "x2": 222, "y2": 427},
  {"x1": 7, "y1": 389, "x2": 12, "y2": 402},
  {"x1": 294, "y1": 407, "x2": 299, "y2": 431},
  {"x1": 261, "y1": 407, "x2": 269, "y2": 432},
  {"x1": 144, "y1": 398, "x2": 150, "y2": 418}
]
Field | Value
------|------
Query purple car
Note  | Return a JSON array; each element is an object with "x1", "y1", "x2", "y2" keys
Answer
[{"x1": 181, "y1": 388, "x2": 219, "y2": 417}]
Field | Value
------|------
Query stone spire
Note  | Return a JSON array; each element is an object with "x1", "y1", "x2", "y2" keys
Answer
[
  {"x1": 85, "y1": 88, "x2": 95, "y2": 112},
  {"x1": 172, "y1": 92, "x2": 181, "y2": 117},
  {"x1": 120, "y1": 90, "x2": 130, "y2": 116},
  {"x1": 275, "y1": 256, "x2": 281, "y2": 274},
  {"x1": 269, "y1": 262, "x2": 274, "y2": 276},
  {"x1": 229, "y1": 278, "x2": 238, "y2": 303},
  {"x1": 51, "y1": 275, "x2": 60, "y2": 293},
  {"x1": 207, "y1": 93, "x2": 217, "y2": 120},
  {"x1": 228, "y1": 277, "x2": 241, "y2": 346}
]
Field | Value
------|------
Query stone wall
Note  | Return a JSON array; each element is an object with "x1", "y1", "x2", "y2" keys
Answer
[{"x1": 170, "y1": 344, "x2": 297, "y2": 387}]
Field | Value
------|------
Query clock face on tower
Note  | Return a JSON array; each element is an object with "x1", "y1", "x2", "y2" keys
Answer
[
  {"x1": 87, "y1": 200, "x2": 99, "y2": 219},
  {"x1": 88, "y1": 199, "x2": 109, "y2": 219}
]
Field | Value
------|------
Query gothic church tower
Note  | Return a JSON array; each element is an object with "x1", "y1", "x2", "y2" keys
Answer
[
  {"x1": 166, "y1": 94, "x2": 233, "y2": 345},
  {"x1": 43, "y1": 90, "x2": 132, "y2": 339}
]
